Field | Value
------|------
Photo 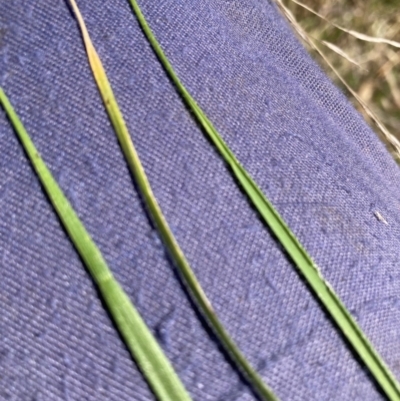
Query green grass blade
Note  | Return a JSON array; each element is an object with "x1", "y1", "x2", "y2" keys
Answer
[
  {"x1": 0, "y1": 87, "x2": 193, "y2": 401},
  {"x1": 68, "y1": 1, "x2": 279, "y2": 400},
  {"x1": 125, "y1": 1, "x2": 400, "y2": 399}
]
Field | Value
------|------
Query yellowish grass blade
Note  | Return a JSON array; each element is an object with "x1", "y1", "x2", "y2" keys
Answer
[
  {"x1": 67, "y1": 0, "x2": 279, "y2": 400},
  {"x1": 321, "y1": 40, "x2": 366, "y2": 70}
]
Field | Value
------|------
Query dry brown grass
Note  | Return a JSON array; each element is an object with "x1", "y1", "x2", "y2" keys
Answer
[{"x1": 280, "y1": 0, "x2": 400, "y2": 158}]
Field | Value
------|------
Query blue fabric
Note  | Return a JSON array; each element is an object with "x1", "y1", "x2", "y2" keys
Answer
[{"x1": 1, "y1": 1, "x2": 399, "y2": 400}]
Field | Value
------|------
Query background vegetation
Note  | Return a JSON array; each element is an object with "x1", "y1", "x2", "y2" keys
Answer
[{"x1": 281, "y1": 0, "x2": 400, "y2": 156}]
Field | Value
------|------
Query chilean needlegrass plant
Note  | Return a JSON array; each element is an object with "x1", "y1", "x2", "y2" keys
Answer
[
  {"x1": 123, "y1": 0, "x2": 400, "y2": 399},
  {"x1": 2, "y1": 0, "x2": 400, "y2": 400},
  {"x1": 68, "y1": 0, "x2": 279, "y2": 399},
  {"x1": 0, "y1": 89, "x2": 193, "y2": 401}
]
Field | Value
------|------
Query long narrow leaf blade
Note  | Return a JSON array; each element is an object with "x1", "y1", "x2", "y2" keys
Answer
[
  {"x1": 67, "y1": 1, "x2": 279, "y2": 400},
  {"x1": 125, "y1": 1, "x2": 400, "y2": 399},
  {"x1": 0, "y1": 87, "x2": 193, "y2": 401}
]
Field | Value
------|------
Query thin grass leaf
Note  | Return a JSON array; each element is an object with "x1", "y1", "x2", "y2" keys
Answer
[
  {"x1": 320, "y1": 40, "x2": 366, "y2": 70},
  {"x1": 0, "y1": 87, "x2": 193, "y2": 401},
  {"x1": 125, "y1": 1, "x2": 400, "y2": 399},
  {"x1": 67, "y1": 1, "x2": 280, "y2": 400}
]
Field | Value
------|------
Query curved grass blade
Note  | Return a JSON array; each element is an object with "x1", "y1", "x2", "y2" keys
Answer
[
  {"x1": 0, "y1": 87, "x2": 193, "y2": 401},
  {"x1": 67, "y1": 1, "x2": 279, "y2": 400},
  {"x1": 125, "y1": 1, "x2": 400, "y2": 400}
]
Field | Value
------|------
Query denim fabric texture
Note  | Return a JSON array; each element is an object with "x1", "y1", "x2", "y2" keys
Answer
[{"x1": 1, "y1": 1, "x2": 400, "y2": 400}]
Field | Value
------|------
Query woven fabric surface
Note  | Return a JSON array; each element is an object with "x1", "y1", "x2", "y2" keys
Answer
[{"x1": 1, "y1": 1, "x2": 400, "y2": 400}]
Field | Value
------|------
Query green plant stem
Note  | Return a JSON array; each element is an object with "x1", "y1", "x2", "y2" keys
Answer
[
  {"x1": 125, "y1": 1, "x2": 400, "y2": 400},
  {"x1": 68, "y1": 0, "x2": 279, "y2": 400},
  {"x1": 0, "y1": 87, "x2": 193, "y2": 401}
]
